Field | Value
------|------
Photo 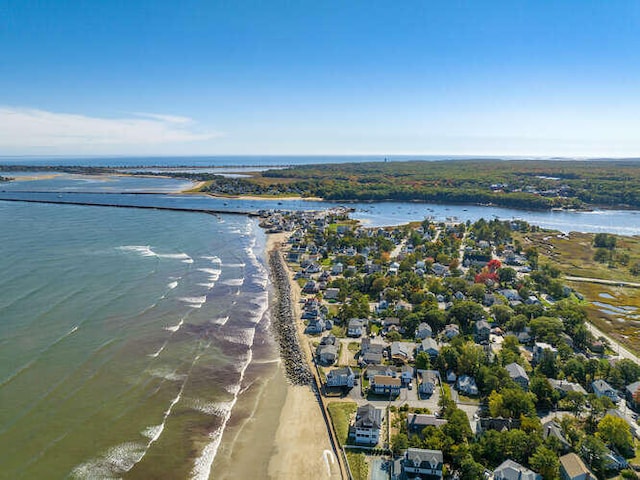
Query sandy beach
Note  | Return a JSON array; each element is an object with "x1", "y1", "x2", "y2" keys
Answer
[{"x1": 211, "y1": 232, "x2": 341, "y2": 480}]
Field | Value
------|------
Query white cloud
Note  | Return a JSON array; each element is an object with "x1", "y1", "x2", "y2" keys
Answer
[{"x1": 0, "y1": 107, "x2": 222, "y2": 150}]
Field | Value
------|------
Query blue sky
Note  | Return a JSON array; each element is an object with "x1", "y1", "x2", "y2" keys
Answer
[{"x1": 1, "y1": 0, "x2": 640, "y2": 156}]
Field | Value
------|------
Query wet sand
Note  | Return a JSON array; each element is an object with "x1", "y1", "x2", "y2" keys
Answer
[{"x1": 211, "y1": 232, "x2": 340, "y2": 479}]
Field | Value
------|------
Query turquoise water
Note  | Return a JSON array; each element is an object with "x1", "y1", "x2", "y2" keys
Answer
[{"x1": 0, "y1": 201, "x2": 277, "y2": 479}]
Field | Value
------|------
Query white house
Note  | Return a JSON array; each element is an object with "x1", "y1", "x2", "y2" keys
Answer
[
  {"x1": 401, "y1": 449, "x2": 443, "y2": 478},
  {"x1": 350, "y1": 404, "x2": 381, "y2": 446},
  {"x1": 326, "y1": 367, "x2": 355, "y2": 388}
]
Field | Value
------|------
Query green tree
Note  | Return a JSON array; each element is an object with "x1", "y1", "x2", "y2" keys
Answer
[
  {"x1": 459, "y1": 455, "x2": 485, "y2": 480},
  {"x1": 415, "y1": 351, "x2": 432, "y2": 370},
  {"x1": 442, "y1": 408, "x2": 473, "y2": 443},
  {"x1": 597, "y1": 414, "x2": 634, "y2": 456},
  {"x1": 391, "y1": 433, "x2": 409, "y2": 456},
  {"x1": 529, "y1": 445, "x2": 560, "y2": 480},
  {"x1": 578, "y1": 435, "x2": 609, "y2": 477}
]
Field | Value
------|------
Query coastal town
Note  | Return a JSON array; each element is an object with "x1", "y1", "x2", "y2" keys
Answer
[{"x1": 261, "y1": 208, "x2": 640, "y2": 480}]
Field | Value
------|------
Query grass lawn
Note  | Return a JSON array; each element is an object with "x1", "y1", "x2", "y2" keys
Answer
[
  {"x1": 327, "y1": 402, "x2": 357, "y2": 446},
  {"x1": 345, "y1": 451, "x2": 368, "y2": 480},
  {"x1": 348, "y1": 342, "x2": 360, "y2": 353}
]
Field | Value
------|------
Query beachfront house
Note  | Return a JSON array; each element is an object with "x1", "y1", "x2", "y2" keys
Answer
[
  {"x1": 371, "y1": 375, "x2": 401, "y2": 396},
  {"x1": 305, "y1": 318, "x2": 326, "y2": 334},
  {"x1": 326, "y1": 367, "x2": 355, "y2": 388},
  {"x1": 365, "y1": 365, "x2": 396, "y2": 380},
  {"x1": 400, "y1": 448, "x2": 444, "y2": 478},
  {"x1": 350, "y1": 404, "x2": 382, "y2": 446},
  {"x1": 493, "y1": 459, "x2": 541, "y2": 480},
  {"x1": 505, "y1": 362, "x2": 530, "y2": 390},
  {"x1": 592, "y1": 379, "x2": 620, "y2": 403}
]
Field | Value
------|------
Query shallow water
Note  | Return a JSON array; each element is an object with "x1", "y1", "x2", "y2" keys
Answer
[{"x1": 0, "y1": 202, "x2": 278, "y2": 479}]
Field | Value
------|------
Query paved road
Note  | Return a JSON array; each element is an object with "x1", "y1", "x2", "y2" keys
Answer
[
  {"x1": 565, "y1": 276, "x2": 640, "y2": 288},
  {"x1": 585, "y1": 322, "x2": 640, "y2": 366}
]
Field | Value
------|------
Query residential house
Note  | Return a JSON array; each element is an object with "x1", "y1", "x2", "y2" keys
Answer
[
  {"x1": 443, "y1": 324, "x2": 460, "y2": 340},
  {"x1": 533, "y1": 342, "x2": 558, "y2": 364},
  {"x1": 371, "y1": 375, "x2": 401, "y2": 396},
  {"x1": 360, "y1": 346, "x2": 384, "y2": 366},
  {"x1": 625, "y1": 380, "x2": 640, "y2": 412},
  {"x1": 592, "y1": 379, "x2": 620, "y2": 403},
  {"x1": 559, "y1": 453, "x2": 594, "y2": 480},
  {"x1": 415, "y1": 322, "x2": 433, "y2": 339},
  {"x1": 456, "y1": 375, "x2": 479, "y2": 396},
  {"x1": 350, "y1": 404, "x2": 382, "y2": 446},
  {"x1": 382, "y1": 317, "x2": 401, "y2": 332},
  {"x1": 305, "y1": 318, "x2": 326, "y2": 334},
  {"x1": 543, "y1": 421, "x2": 571, "y2": 452},
  {"x1": 407, "y1": 414, "x2": 447, "y2": 434},
  {"x1": 474, "y1": 320, "x2": 491, "y2": 343},
  {"x1": 505, "y1": 362, "x2": 530, "y2": 390},
  {"x1": 326, "y1": 367, "x2": 355, "y2": 388},
  {"x1": 400, "y1": 365, "x2": 414, "y2": 385},
  {"x1": 549, "y1": 379, "x2": 587, "y2": 397},
  {"x1": 390, "y1": 342, "x2": 414, "y2": 364},
  {"x1": 493, "y1": 459, "x2": 541, "y2": 480},
  {"x1": 401, "y1": 448, "x2": 444, "y2": 479},
  {"x1": 324, "y1": 287, "x2": 340, "y2": 301},
  {"x1": 432, "y1": 263, "x2": 449, "y2": 277},
  {"x1": 302, "y1": 280, "x2": 319, "y2": 294},
  {"x1": 365, "y1": 365, "x2": 396, "y2": 380},
  {"x1": 419, "y1": 370, "x2": 439, "y2": 396},
  {"x1": 316, "y1": 344, "x2": 338, "y2": 365},
  {"x1": 419, "y1": 338, "x2": 440, "y2": 358},
  {"x1": 478, "y1": 417, "x2": 521, "y2": 434},
  {"x1": 347, "y1": 319, "x2": 366, "y2": 337},
  {"x1": 331, "y1": 262, "x2": 344, "y2": 275}
]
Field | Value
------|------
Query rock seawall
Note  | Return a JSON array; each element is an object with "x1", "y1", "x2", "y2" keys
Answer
[{"x1": 268, "y1": 249, "x2": 313, "y2": 386}]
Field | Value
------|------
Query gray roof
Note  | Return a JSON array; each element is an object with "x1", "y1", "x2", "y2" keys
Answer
[
  {"x1": 494, "y1": 459, "x2": 540, "y2": 480},
  {"x1": 354, "y1": 404, "x2": 382, "y2": 429},
  {"x1": 505, "y1": 362, "x2": 529, "y2": 381},
  {"x1": 421, "y1": 338, "x2": 439, "y2": 352},
  {"x1": 626, "y1": 380, "x2": 640, "y2": 396},
  {"x1": 405, "y1": 448, "x2": 443, "y2": 467},
  {"x1": 407, "y1": 413, "x2": 447, "y2": 429}
]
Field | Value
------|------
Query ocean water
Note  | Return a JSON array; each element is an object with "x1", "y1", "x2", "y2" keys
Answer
[{"x1": 0, "y1": 201, "x2": 278, "y2": 479}]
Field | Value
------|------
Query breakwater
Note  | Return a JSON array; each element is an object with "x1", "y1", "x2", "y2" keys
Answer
[
  {"x1": 0, "y1": 196, "x2": 259, "y2": 216},
  {"x1": 268, "y1": 248, "x2": 313, "y2": 386}
]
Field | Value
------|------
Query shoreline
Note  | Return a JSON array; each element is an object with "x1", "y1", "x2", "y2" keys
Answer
[{"x1": 211, "y1": 231, "x2": 340, "y2": 479}]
